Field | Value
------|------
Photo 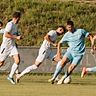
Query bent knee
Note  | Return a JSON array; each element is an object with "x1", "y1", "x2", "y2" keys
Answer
[
  {"x1": 35, "y1": 61, "x2": 42, "y2": 67},
  {"x1": 15, "y1": 59, "x2": 20, "y2": 65},
  {"x1": 61, "y1": 57, "x2": 68, "y2": 66},
  {"x1": 69, "y1": 64, "x2": 76, "y2": 70}
]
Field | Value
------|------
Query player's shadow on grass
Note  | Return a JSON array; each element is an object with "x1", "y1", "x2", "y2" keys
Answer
[
  {"x1": 32, "y1": 80, "x2": 48, "y2": 83},
  {"x1": 71, "y1": 82, "x2": 96, "y2": 86}
]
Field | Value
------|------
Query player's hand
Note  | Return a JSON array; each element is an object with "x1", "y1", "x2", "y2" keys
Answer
[
  {"x1": 53, "y1": 43, "x2": 58, "y2": 47},
  {"x1": 90, "y1": 49, "x2": 94, "y2": 54},
  {"x1": 54, "y1": 54, "x2": 62, "y2": 62},
  {"x1": 16, "y1": 35, "x2": 22, "y2": 40}
]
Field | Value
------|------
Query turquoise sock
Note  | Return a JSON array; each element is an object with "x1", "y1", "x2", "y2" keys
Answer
[{"x1": 52, "y1": 61, "x2": 63, "y2": 80}]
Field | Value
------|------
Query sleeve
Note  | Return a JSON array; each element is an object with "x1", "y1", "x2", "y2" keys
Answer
[
  {"x1": 4, "y1": 22, "x2": 12, "y2": 33},
  {"x1": 59, "y1": 34, "x2": 68, "y2": 43},
  {"x1": 0, "y1": 29, "x2": 4, "y2": 34},
  {"x1": 47, "y1": 30, "x2": 55, "y2": 36},
  {"x1": 81, "y1": 29, "x2": 89, "y2": 38}
]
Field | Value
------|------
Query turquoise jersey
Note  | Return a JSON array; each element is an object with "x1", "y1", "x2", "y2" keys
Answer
[{"x1": 60, "y1": 29, "x2": 89, "y2": 56}]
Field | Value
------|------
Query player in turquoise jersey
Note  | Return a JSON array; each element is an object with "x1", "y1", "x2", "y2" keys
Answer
[{"x1": 48, "y1": 20, "x2": 94, "y2": 84}]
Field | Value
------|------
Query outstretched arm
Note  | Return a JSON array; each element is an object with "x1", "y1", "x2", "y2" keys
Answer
[
  {"x1": 88, "y1": 34, "x2": 95, "y2": 54},
  {"x1": 5, "y1": 32, "x2": 21, "y2": 40},
  {"x1": 91, "y1": 35, "x2": 96, "y2": 53},
  {"x1": 54, "y1": 42, "x2": 62, "y2": 61},
  {"x1": 57, "y1": 42, "x2": 62, "y2": 57},
  {"x1": 44, "y1": 34, "x2": 57, "y2": 47},
  {"x1": 53, "y1": 42, "x2": 62, "y2": 62},
  {"x1": 56, "y1": 34, "x2": 67, "y2": 60}
]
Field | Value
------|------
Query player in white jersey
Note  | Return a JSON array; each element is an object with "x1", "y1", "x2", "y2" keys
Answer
[
  {"x1": 0, "y1": 11, "x2": 22, "y2": 84},
  {"x1": 16, "y1": 26, "x2": 65, "y2": 83}
]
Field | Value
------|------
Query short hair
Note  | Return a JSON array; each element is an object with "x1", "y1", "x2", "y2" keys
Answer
[
  {"x1": 0, "y1": 21, "x2": 3, "y2": 26},
  {"x1": 58, "y1": 26, "x2": 66, "y2": 32},
  {"x1": 67, "y1": 20, "x2": 74, "y2": 26},
  {"x1": 13, "y1": 11, "x2": 21, "y2": 18}
]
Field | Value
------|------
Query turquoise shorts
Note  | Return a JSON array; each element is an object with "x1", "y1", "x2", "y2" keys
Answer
[{"x1": 64, "y1": 51, "x2": 83, "y2": 65}]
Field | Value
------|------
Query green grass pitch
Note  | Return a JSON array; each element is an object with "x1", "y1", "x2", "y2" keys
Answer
[{"x1": 0, "y1": 74, "x2": 96, "y2": 96}]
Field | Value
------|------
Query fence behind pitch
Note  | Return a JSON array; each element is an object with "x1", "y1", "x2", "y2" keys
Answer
[{"x1": 0, "y1": 46, "x2": 96, "y2": 73}]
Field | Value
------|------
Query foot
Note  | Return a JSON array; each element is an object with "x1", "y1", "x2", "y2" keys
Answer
[
  {"x1": 48, "y1": 78, "x2": 55, "y2": 84},
  {"x1": 7, "y1": 76, "x2": 15, "y2": 85},
  {"x1": 64, "y1": 76, "x2": 71, "y2": 84},
  {"x1": 57, "y1": 76, "x2": 65, "y2": 85},
  {"x1": 55, "y1": 77, "x2": 59, "y2": 82},
  {"x1": 81, "y1": 67, "x2": 87, "y2": 78},
  {"x1": 15, "y1": 74, "x2": 20, "y2": 83}
]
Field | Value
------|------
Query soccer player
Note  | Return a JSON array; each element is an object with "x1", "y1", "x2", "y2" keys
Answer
[
  {"x1": 0, "y1": 21, "x2": 4, "y2": 34},
  {"x1": 48, "y1": 20, "x2": 93, "y2": 84},
  {"x1": 81, "y1": 35, "x2": 96, "y2": 78},
  {"x1": 16, "y1": 26, "x2": 65, "y2": 83},
  {"x1": 0, "y1": 11, "x2": 22, "y2": 84}
]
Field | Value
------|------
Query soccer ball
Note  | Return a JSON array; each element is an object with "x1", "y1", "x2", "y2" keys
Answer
[{"x1": 64, "y1": 76, "x2": 71, "y2": 84}]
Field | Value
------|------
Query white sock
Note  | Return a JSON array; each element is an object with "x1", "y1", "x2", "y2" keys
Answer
[
  {"x1": 19, "y1": 64, "x2": 37, "y2": 78},
  {"x1": 9, "y1": 63, "x2": 18, "y2": 78},
  {"x1": 86, "y1": 67, "x2": 96, "y2": 72}
]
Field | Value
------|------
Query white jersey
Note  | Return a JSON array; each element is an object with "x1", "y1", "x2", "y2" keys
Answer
[
  {"x1": 36, "y1": 30, "x2": 58, "y2": 62},
  {"x1": 0, "y1": 28, "x2": 5, "y2": 34},
  {"x1": 1, "y1": 21, "x2": 17, "y2": 49},
  {"x1": 40, "y1": 30, "x2": 58, "y2": 50}
]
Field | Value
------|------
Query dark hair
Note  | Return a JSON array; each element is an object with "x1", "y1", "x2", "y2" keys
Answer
[
  {"x1": 67, "y1": 20, "x2": 74, "y2": 26},
  {"x1": 13, "y1": 11, "x2": 21, "y2": 18},
  {"x1": 58, "y1": 26, "x2": 66, "y2": 32},
  {"x1": 0, "y1": 21, "x2": 3, "y2": 26}
]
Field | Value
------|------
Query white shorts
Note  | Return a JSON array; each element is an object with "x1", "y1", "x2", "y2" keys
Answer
[
  {"x1": 36, "y1": 47, "x2": 55, "y2": 63},
  {"x1": 0, "y1": 46, "x2": 18, "y2": 61}
]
